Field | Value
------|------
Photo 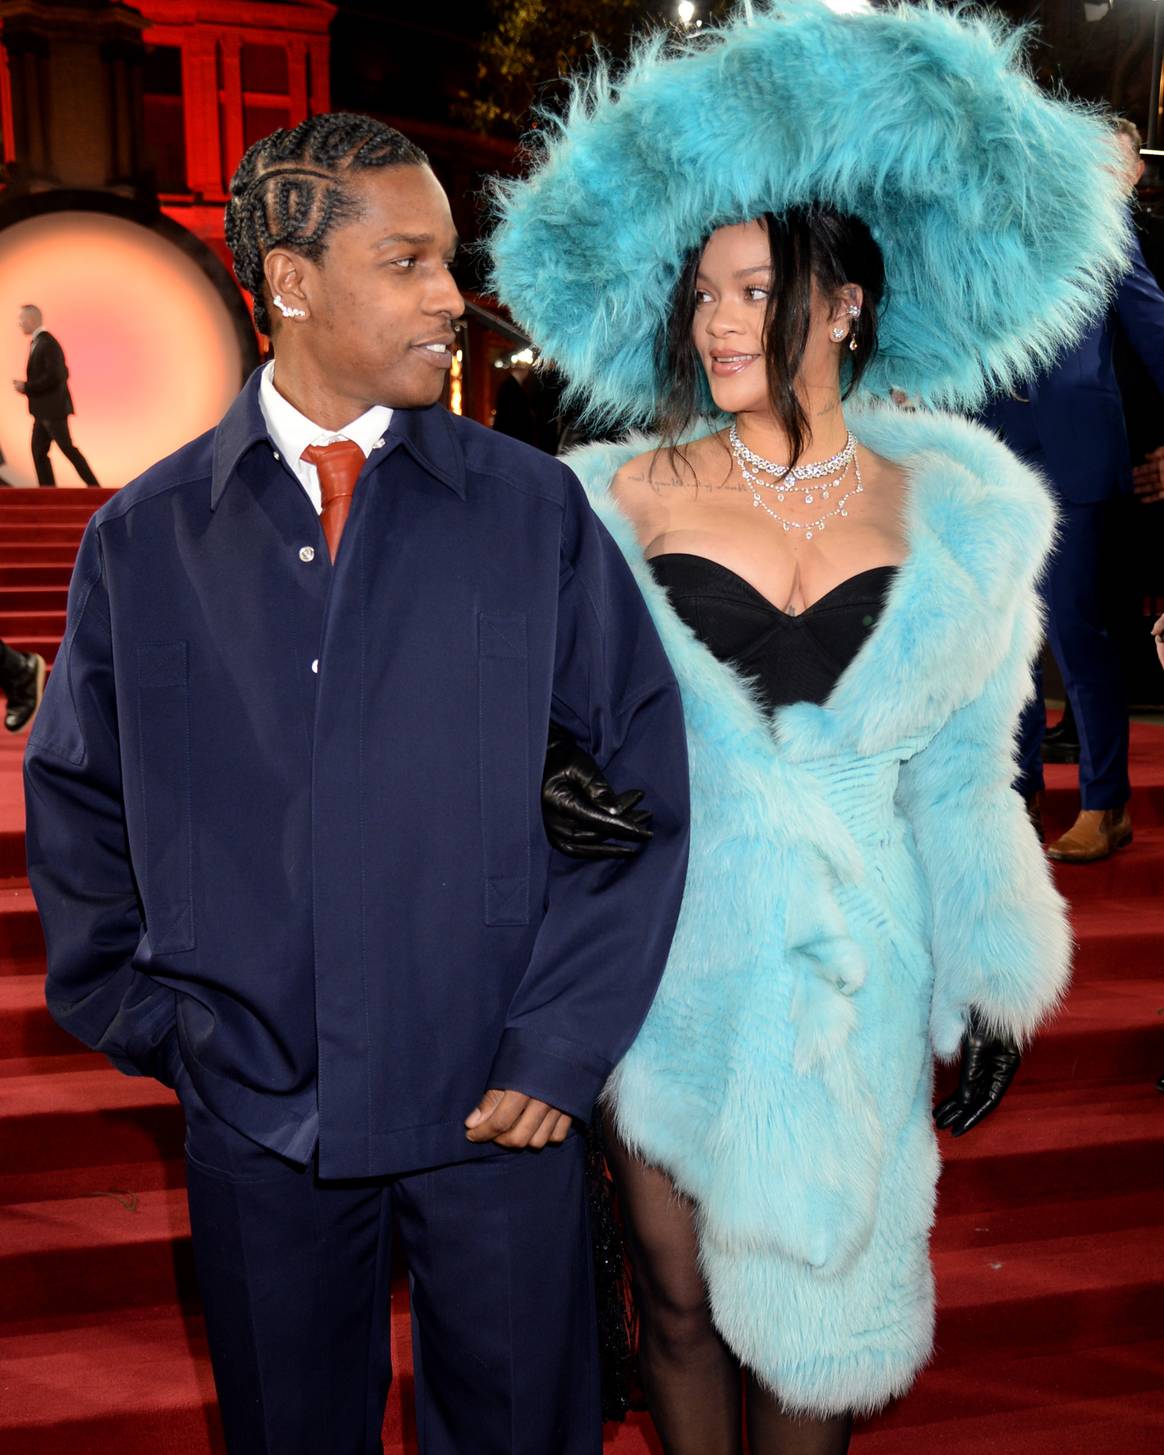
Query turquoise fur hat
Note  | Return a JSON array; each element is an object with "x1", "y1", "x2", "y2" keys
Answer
[{"x1": 489, "y1": 0, "x2": 1131, "y2": 427}]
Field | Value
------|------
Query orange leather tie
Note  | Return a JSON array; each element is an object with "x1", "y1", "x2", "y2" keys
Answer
[{"x1": 301, "y1": 439, "x2": 366, "y2": 562}]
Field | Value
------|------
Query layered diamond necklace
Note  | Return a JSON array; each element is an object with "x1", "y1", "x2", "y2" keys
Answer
[{"x1": 728, "y1": 423, "x2": 862, "y2": 541}]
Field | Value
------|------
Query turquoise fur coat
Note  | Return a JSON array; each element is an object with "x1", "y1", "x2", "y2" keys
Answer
[{"x1": 567, "y1": 404, "x2": 1072, "y2": 1416}]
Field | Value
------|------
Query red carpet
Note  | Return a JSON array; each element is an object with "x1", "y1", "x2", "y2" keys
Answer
[{"x1": 0, "y1": 486, "x2": 1161, "y2": 1453}]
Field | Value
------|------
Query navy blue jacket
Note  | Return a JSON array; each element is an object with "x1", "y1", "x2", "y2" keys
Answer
[
  {"x1": 25, "y1": 372, "x2": 690, "y2": 1178},
  {"x1": 978, "y1": 233, "x2": 1164, "y2": 503}
]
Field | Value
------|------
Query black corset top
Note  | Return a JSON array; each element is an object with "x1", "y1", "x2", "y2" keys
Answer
[{"x1": 647, "y1": 553, "x2": 899, "y2": 714}]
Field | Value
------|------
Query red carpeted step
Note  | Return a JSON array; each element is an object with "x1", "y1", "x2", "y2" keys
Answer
[
  {"x1": 0, "y1": 832, "x2": 27, "y2": 879},
  {"x1": 0, "y1": 1153, "x2": 186, "y2": 1209},
  {"x1": 0, "y1": 564, "x2": 73, "y2": 588},
  {"x1": 1070, "y1": 897, "x2": 1164, "y2": 982},
  {"x1": 0, "y1": 500, "x2": 96, "y2": 512},
  {"x1": 0, "y1": 881, "x2": 45, "y2": 972},
  {"x1": 0, "y1": 486, "x2": 116, "y2": 503},
  {"x1": 866, "y1": 1336, "x2": 1164, "y2": 1434},
  {"x1": 857, "y1": 1339, "x2": 1164, "y2": 1454},
  {"x1": 0, "y1": 1050, "x2": 108, "y2": 1078},
  {"x1": 1019, "y1": 977, "x2": 1164, "y2": 1086},
  {"x1": 0, "y1": 1187, "x2": 198, "y2": 1323},
  {"x1": 0, "y1": 1298, "x2": 417, "y2": 1455},
  {"x1": 0, "y1": 587, "x2": 67, "y2": 613},
  {"x1": 936, "y1": 1081, "x2": 1164, "y2": 1213},
  {"x1": 932, "y1": 1224, "x2": 1163, "y2": 1360},
  {"x1": 1, "y1": 743, "x2": 29, "y2": 879},
  {"x1": 1, "y1": 526, "x2": 90, "y2": 545},
  {"x1": 0, "y1": 521, "x2": 95, "y2": 533},
  {"x1": 933, "y1": 1187, "x2": 1164, "y2": 1254},
  {"x1": 0, "y1": 1305, "x2": 226, "y2": 1455},
  {"x1": 0, "y1": 977, "x2": 80, "y2": 1058},
  {"x1": 0, "y1": 1061, "x2": 184, "y2": 1195},
  {"x1": 0, "y1": 612, "x2": 67, "y2": 637},
  {"x1": 1, "y1": 545, "x2": 82, "y2": 566}
]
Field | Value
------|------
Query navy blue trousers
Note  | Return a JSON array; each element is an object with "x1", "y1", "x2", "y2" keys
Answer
[
  {"x1": 1016, "y1": 499, "x2": 1130, "y2": 808},
  {"x1": 179, "y1": 1074, "x2": 601, "y2": 1455}
]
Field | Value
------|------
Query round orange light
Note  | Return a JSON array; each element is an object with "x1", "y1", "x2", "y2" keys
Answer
[{"x1": 0, "y1": 211, "x2": 245, "y2": 490}]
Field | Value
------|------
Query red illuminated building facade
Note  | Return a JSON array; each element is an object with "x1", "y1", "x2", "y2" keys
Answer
[
  {"x1": 0, "y1": 0, "x2": 523, "y2": 481},
  {"x1": 135, "y1": 0, "x2": 333, "y2": 274}
]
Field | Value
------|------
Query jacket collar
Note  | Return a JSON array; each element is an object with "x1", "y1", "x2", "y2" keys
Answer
[
  {"x1": 386, "y1": 394, "x2": 467, "y2": 498},
  {"x1": 565, "y1": 403, "x2": 1056, "y2": 762},
  {"x1": 211, "y1": 367, "x2": 466, "y2": 509}
]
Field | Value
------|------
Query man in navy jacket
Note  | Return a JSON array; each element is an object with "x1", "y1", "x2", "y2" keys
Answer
[
  {"x1": 24, "y1": 115, "x2": 689, "y2": 1454},
  {"x1": 980, "y1": 136, "x2": 1164, "y2": 863}
]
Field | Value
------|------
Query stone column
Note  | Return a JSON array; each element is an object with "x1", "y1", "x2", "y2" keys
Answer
[{"x1": 181, "y1": 31, "x2": 222, "y2": 198}]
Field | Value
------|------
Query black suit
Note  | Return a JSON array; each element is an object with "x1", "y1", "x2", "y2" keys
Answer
[{"x1": 22, "y1": 331, "x2": 97, "y2": 487}]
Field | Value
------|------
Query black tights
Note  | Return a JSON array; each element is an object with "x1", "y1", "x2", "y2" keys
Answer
[{"x1": 604, "y1": 1124, "x2": 853, "y2": 1455}]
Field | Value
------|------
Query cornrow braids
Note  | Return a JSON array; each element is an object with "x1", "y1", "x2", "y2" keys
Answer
[{"x1": 225, "y1": 112, "x2": 429, "y2": 335}]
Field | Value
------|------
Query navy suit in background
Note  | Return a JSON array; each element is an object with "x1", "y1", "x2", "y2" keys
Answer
[
  {"x1": 24, "y1": 370, "x2": 691, "y2": 1453},
  {"x1": 980, "y1": 232, "x2": 1164, "y2": 809}
]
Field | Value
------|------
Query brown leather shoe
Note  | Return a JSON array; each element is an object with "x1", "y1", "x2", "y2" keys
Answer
[{"x1": 1046, "y1": 806, "x2": 1132, "y2": 863}]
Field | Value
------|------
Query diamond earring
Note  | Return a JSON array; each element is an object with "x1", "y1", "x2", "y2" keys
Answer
[
  {"x1": 274, "y1": 294, "x2": 307, "y2": 320},
  {"x1": 831, "y1": 325, "x2": 847, "y2": 341}
]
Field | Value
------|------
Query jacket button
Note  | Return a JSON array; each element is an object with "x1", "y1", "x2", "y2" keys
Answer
[
  {"x1": 299, "y1": 546, "x2": 315, "y2": 563},
  {"x1": 311, "y1": 659, "x2": 319, "y2": 674}
]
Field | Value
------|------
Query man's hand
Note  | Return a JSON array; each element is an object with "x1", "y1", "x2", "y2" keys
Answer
[
  {"x1": 1152, "y1": 612, "x2": 1164, "y2": 671},
  {"x1": 1132, "y1": 446, "x2": 1164, "y2": 504},
  {"x1": 464, "y1": 1089, "x2": 572, "y2": 1149}
]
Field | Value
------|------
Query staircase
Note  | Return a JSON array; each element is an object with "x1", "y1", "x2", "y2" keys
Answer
[
  {"x1": 0, "y1": 488, "x2": 116, "y2": 678},
  {"x1": 0, "y1": 487, "x2": 1161, "y2": 1453}
]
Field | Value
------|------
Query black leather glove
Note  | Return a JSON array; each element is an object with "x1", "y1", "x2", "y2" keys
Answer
[
  {"x1": 933, "y1": 1010, "x2": 1022, "y2": 1138},
  {"x1": 542, "y1": 722, "x2": 653, "y2": 859}
]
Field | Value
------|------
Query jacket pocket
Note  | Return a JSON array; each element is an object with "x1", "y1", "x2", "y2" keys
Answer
[
  {"x1": 136, "y1": 641, "x2": 196, "y2": 954},
  {"x1": 478, "y1": 612, "x2": 530, "y2": 926}
]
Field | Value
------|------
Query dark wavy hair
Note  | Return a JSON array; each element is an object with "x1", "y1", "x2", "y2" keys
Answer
[
  {"x1": 657, "y1": 206, "x2": 885, "y2": 467},
  {"x1": 225, "y1": 113, "x2": 429, "y2": 336}
]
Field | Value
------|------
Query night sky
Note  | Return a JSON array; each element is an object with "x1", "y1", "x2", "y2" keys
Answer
[
  {"x1": 329, "y1": 4, "x2": 491, "y2": 126},
  {"x1": 326, "y1": 0, "x2": 1158, "y2": 130}
]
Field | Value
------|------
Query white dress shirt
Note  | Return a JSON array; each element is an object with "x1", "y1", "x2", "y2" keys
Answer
[{"x1": 258, "y1": 360, "x2": 393, "y2": 514}]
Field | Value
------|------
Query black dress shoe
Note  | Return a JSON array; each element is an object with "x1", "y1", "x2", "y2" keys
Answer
[
  {"x1": 3, "y1": 651, "x2": 46, "y2": 732},
  {"x1": 1024, "y1": 790, "x2": 1045, "y2": 843},
  {"x1": 1042, "y1": 711, "x2": 1080, "y2": 765}
]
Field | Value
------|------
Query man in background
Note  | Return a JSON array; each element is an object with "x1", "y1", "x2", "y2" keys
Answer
[
  {"x1": 12, "y1": 305, "x2": 99, "y2": 487},
  {"x1": 491, "y1": 349, "x2": 561, "y2": 454},
  {"x1": 980, "y1": 119, "x2": 1164, "y2": 863}
]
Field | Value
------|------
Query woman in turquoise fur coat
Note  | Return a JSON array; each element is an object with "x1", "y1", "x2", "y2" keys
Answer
[{"x1": 493, "y1": 3, "x2": 1129, "y2": 1450}]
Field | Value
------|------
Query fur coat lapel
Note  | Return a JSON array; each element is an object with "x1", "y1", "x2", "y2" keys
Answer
[{"x1": 564, "y1": 403, "x2": 1056, "y2": 766}]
